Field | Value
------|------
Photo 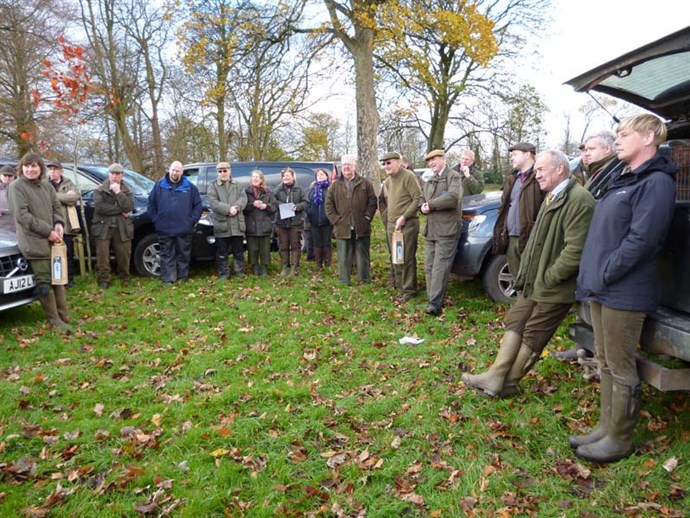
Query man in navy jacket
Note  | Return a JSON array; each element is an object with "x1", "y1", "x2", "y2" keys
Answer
[{"x1": 148, "y1": 161, "x2": 202, "y2": 284}]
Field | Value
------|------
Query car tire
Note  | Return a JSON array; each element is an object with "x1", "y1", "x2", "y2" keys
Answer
[
  {"x1": 481, "y1": 254, "x2": 516, "y2": 303},
  {"x1": 133, "y1": 234, "x2": 160, "y2": 277}
]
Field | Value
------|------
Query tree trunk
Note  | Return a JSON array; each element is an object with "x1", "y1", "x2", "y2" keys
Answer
[{"x1": 350, "y1": 26, "x2": 379, "y2": 185}]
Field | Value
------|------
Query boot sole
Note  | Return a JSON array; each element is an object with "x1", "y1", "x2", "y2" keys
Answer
[{"x1": 575, "y1": 446, "x2": 633, "y2": 464}]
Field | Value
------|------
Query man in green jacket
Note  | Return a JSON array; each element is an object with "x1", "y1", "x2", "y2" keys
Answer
[
  {"x1": 420, "y1": 149, "x2": 462, "y2": 315},
  {"x1": 462, "y1": 150, "x2": 595, "y2": 397},
  {"x1": 381, "y1": 152, "x2": 422, "y2": 302},
  {"x1": 454, "y1": 149, "x2": 484, "y2": 197},
  {"x1": 47, "y1": 160, "x2": 80, "y2": 287}
]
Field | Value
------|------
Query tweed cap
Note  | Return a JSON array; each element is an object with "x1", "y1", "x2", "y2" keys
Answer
[
  {"x1": 108, "y1": 163, "x2": 125, "y2": 174},
  {"x1": 424, "y1": 149, "x2": 445, "y2": 161},
  {"x1": 380, "y1": 152, "x2": 401, "y2": 162}
]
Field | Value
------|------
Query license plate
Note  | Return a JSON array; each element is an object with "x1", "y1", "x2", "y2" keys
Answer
[{"x1": 2, "y1": 275, "x2": 35, "y2": 294}]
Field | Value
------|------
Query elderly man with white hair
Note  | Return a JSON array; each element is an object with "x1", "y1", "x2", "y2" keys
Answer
[
  {"x1": 462, "y1": 150, "x2": 595, "y2": 397},
  {"x1": 325, "y1": 154, "x2": 377, "y2": 285}
]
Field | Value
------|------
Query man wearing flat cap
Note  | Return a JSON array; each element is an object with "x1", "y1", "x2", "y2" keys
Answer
[
  {"x1": 0, "y1": 165, "x2": 17, "y2": 232},
  {"x1": 381, "y1": 151, "x2": 422, "y2": 302},
  {"x1": 420, "y1": 149, "x2": 462, "y2": 315},
  {"x1": 92, "y1": 163, "x2": 135, "y2": 288},
  {"x1": 493, "y1": 142, "x2": 544, "y2": 282},
  {"x1": 47, "y1": 160, "x2": 81, "y2": 286}
]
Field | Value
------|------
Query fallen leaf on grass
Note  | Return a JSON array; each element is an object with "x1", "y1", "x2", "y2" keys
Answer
[
  {"x1": 21, "y1": 483, "x2": 72, "y2": 517},
  {"x1": 399, "y1": 492, "x2": 425, "y2": 506},
  {"x1": 662, "y1": 456, "x2": 678, "y2": 473},
  {"x1": 326, "y1": 452, "x2": 348, "y2": 469},
  {"x1": 93, "y1": 403, "x2": 104, "y2": 416},
  {"x1": 211, "y1": 448, "x2": 229, "y2": 458}
]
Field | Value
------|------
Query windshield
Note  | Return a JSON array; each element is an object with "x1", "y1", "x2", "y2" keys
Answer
[{"x1": 65, "y1": 165, "x2": 155, "y2": 197}]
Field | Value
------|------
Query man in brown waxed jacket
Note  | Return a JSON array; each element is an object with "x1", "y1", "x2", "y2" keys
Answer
[{"x1": 91, "y1": 163, "x2": 135, "y2": 289}]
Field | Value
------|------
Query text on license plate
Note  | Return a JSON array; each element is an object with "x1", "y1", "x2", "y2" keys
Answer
[{"x1": 3, "y1": 275, "x2": 35, "y2": 294}]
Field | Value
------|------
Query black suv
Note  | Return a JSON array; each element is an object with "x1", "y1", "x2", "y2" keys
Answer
[
  {"x1": 183, "y1": 161, "x2": 338, "y2": 195},
  {"x1": 566, "y1": 26, "x2": 690, "y2": 391}
]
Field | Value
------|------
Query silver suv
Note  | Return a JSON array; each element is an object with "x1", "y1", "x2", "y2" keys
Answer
[{"x1": 0, "y1": 221, "x2": 36, "y2": 312}]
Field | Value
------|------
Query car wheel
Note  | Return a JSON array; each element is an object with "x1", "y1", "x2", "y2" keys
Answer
[
  {"x1": 481, "y1": 254, "x2": 516, "y2": 303},
  {"x1": 133, "y1": 234, "x2": 160, "y2": 277}
]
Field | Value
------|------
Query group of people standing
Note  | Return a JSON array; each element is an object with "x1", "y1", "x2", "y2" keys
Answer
[
  {"x1": 462, "y1": 113, "x2": 677, "y2": 464},
  {"x1": 6, "y1": 112, "x2": 677, "y2": 466}
]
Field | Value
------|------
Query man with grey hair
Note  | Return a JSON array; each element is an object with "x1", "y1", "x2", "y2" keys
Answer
[
  {"x1": 325, "y1": 154, "x2": 377, "y2": 285},
  {"x1": 582, "y1": 130, "x2": 621, "y2": 198},
  {"x1": 555, "y1": 131, "x2": 621, "y2": 361},
  {"x1": 462, "y1": 150, "x2": 595, "y2": 397}
]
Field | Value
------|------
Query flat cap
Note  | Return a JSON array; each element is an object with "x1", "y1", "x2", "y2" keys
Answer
[
  {"x1": 46, "y1": 159, "x2": 62, "y2": 169},
  {"x1": 424, "y1": 149, "x2": 445, "y2": 161},
  {"x1": 508, "y1": 142, "x2": 536, "y2": 154},
  {"x1": 380, "y1": 151, "x2": 401, "y2": 162},
  {"x1": 0, "y1": 164, "x2": 17, "y2": 176},
  {"x1": 108, "y1": 163, "x2": 125, "y2": 174}
]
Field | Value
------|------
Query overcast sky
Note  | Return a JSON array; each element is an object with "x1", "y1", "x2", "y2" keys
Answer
[{"x1": 536, "y1": 0, "x2": 689, "y2": 146}]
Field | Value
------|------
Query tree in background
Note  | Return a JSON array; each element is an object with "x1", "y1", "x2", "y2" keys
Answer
[
  {"x1": 287, "y1": 112, "x2": 341, "y2": 161},
  {"x1": 120, "y1": 0, "x2": 172, "y2": 177},
  {"x1": 179, "y1": 0, "x2": 321, "y2": 162},
  {"x1": 377, "y1": 0, "x2": 547, "y2": 153},
  {"x1": 318, "y1": 0, "x2": 382, "y2": 183},
  {"x1": 0, "y1": 0, "x2": 64, "y2": 156}
]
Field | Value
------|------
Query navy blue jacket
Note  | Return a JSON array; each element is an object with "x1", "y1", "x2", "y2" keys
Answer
[
  {"x1": 576, "y1": 153, "x2": 677, "y2": 312},
  {"x1": 148, "y1": 175, "x2": 202, "y2": 237},
  {"x1": 307, "y1": 183, "x2": 331, "y2": 227}
]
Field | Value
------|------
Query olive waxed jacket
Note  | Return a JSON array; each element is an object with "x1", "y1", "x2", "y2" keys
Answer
[
  {"x1": 514, "y1": 178, "x2": 595, "y2": 304},
  {"x1": 91, "y1": 178, "x2": 135, "y2": 242},
  {"x1": 208, "y1": 178, "x2": 247, "y2": 237},
  {"x1": 8, "y1": 174, "x2": 64, "y2": 260},
  {"x1": 420, "y1": 166, "x2": 463, "y2": 240}
]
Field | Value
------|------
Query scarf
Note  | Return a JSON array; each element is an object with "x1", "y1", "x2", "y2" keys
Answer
[
  {"x1": 252, "y1": 185, "x2": 267, "y2": 199},
  {"x1": 313, "y1": 180, "x2": 329, "y2": 206}
]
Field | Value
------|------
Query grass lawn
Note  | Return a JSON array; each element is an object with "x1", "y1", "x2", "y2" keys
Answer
[{"x1": 1, "y1": 220, "x2": 689, "y2": 517}]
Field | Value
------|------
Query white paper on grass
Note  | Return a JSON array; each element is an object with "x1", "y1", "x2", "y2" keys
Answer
[{"x1": 399, "y1": 336, "x2": 424, "y2": 345}]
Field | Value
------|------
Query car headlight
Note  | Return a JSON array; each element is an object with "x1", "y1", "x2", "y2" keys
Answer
[{"x1": 467, "y1": 214, "x2": 487, "y2": 233}]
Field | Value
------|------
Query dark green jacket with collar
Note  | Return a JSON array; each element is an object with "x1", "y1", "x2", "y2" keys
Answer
[{"x1": 513, "y1": 177, "x2": 595, "y2": 304}]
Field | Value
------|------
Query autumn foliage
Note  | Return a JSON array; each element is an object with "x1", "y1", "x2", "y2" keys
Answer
[{"x1": 36, "y1": 35, "x2": 93, "y2": 123}]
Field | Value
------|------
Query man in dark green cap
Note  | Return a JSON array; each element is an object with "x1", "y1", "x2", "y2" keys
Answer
[
  {"x1": 381, "y1": 151, "x2": 421, "y2": 302},
  {"x1": 420, "y1": 149, "x2": 462, "y2": 315}
]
